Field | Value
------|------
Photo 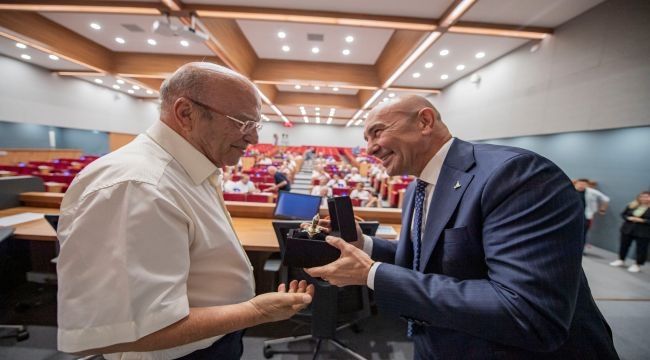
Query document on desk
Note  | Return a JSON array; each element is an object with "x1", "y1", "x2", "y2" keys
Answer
[
  {"x1": 0, "y1": 212, "x2": 44, "y2": 227},
  {"x1": 376, "y1": 225, "x2": 398, "y2": 239}
]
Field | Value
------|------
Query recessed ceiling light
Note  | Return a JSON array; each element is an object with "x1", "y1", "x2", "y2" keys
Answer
[
  {"x1": 127, "y1": 89, "x2": 135, "y2": 94},
  {"x1": 311, "y1": 47, "x2": 320, "y2": 54},
  {"x1": 147, "y1": 39, "x2": 157, "y2": 46},
  {"x1": 146, "y1": 90, "x2": 153, "y2": 94},
  {"x1": 49, "y1": 54, "x2": 59, "y2": 61},
  {"x1": 112, "y1": 85, "x2": 120, "y2": 90},
  {"x1": 115, "y1": 37, "x2": 125, "y2": 44},
  {"x1": 316, "y1": 117, "x2": 321, "y2": 124},
  {"x1": 15, "y1": 43, "x2": 27, "y2": 49},
  {"x1": 441, "y1": 74, "x2": 449, "y2": 80},
  {"x1": 116, "y1": 79, "x2": 125, "y2": 85},
  {"x1": 281, "y1": 45, "x2": 290, "y2": 52},
  {"x1": 382, "y1": 97, "x2": 388, "y2": 102},
  {"x1": 327, "y1": 117, "x2": 332, "y2": 124},
  {"x1": 424, "y1": 62, "x2": 433, "y2": 69},
  {"x1": 90, "y1": 23, "x2": 101, "y2": 30},
  {"x1": 332, "y1": 87, "x2": 339, "y2": 92},
  {"x1": 412, "y1": 72, "x2": 421, "y2": 78},
  {"x1": 439, "y1": 49, "x2": 449, "y2": 56},
  {"x1": 303, "y1": 116, "x2": 309, "y2": 123},
  {"x1": 94, "y1": 79, "x2": 103, "y2": 84},
  {"x1": 294, "y1": 84, "x2": 301, "y2": 90},
  {"x1": 314, "y1": 85, "x2": 320, "y2": 90},
  {"x1": 180, "y1": 40, "x2": 189, "y2": 47},
  {"x1": 277, "y1": 31, "x2": 286, "y2": 39},
  {"x1": 342, "y1": 49, "x2": 350, "y2": 56},
  {"x1": 475, "y1": 51, "x2": 486, "y2": 59},
  {"x1": 133, "y1": 85, "x2": 140, "y2": 90},
  {"x1": 20, "y1": 54, "x2": 31, "y2": 60},
  {"x1": 315, "y1": 107, "x2": 320, "y2": 111},
  {"x1": 345, "y1": 35, "x2": 354, "y2": 43},
  {"x1": 388, "y1": 93, "x2": 396, "y2": 98},
  {"x1": 456, "y1": 64, "x2": 465, "y2": 71}
]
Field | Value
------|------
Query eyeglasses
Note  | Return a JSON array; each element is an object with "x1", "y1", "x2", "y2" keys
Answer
[{"x1": 185, "y1": 97, "x2": 263, "y2": 134}]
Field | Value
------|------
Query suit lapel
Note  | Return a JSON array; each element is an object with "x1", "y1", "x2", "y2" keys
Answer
[{"x1": 419, "y1": 139, "x2": 475, "y2": 268}]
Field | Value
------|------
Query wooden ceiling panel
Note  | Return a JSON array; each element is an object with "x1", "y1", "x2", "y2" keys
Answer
[
  {"x1": 199, "y1": 17, "x2": 258, "y2": 76},
  {"x1": 252, "y1": 59, "x2": 379, "y2": 89},
  {"x1": 112, "y1": 52, "x2": 225, "y2": 78},
  {"x1": 0, "y1": 11, "x2": 113, "y2": 72}
]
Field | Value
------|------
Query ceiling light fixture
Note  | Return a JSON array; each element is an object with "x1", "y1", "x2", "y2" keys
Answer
[
  {"x1": 127, "y1": 89, "x2": 135, "y2": 94},
  {"x1": 456, "y1": 64, "x2": 465, "y2": 71},
  {"x1": 112, "y1": 85, "x2": 120, "y2": 89},
  {"x1": 49, "y1": 54, "x2": 59, "y2": 61},
  {"x1": 412, "y1": 72, "x2": 421, "y2": 78},
  {"x1": 115, "y1": 37, "x2": 125, "y2": 44},
  {"x1": 282, "y1": 45, "x2": 290, "y2": 52},
  {"x1": 15, "y1": 42, "x2": 26, "y2": 49},
  {"x1": 94, "y1": 79, "x2": 103, "y2": 84},
  {"x1": 90, "y1": 23, "x2": 101, "y2": 30},
  {"x1": 342, "y1": 49, "x2": 350, "y2": 55},
  {"x1": 294, "y1": 84, "x2": 301, "y2": 90},
  {"x1": 277, "y1": 31, "x2": 286, "y2": 38},
  {"x1": 146, "y1": 90, "x2": 154, "y2": 94},
  {"x1": 439, "y1": 49, "x2": 449, "y2": 56},
  {"x1": 147, "y1": 39, "x2": 157, "y2": 46},
  {"x1": 345, "y1": 35, "x2": 354, "y2": 43},
  {"x1": 332, "y1": 87, "x2": 339, "y2": 92},
  {"x1": 475, "y1": 51, "x2": 485, "y2": 59},
  {"x1": 327, "y1": 117, "x2": 332, "y2": 124},
  {"x1": 311, "y1": 47, "x2": 320, "y2": 54},
  {"x1": 314, "y1": 85, "x2": 320, "y2": 90},
  {"x1": 180, "y1": 40, "x2": 189, "y2": 47},
  {"x1": 441, "y1": 74, "x2": 449, "y2": 80},
  {"x1": 20, "y1": 54, "x2": 30, "y2": 60},
  {"x1": 425, "y1": 62, "x2": 433, "y2": 68},
  {"x1": 116, "y1": 79, "x2": 125, "y2": 85}
]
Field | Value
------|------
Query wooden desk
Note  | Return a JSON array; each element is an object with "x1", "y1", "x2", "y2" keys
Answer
[{"x1": 1, "y1": 207, "x2": 401, "y2": 251}]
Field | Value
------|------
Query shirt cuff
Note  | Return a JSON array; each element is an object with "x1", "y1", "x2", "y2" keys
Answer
[
  {"x1": 362, "y1": 234, "x2": 373, "y2": 255},
  {"x1": 366, "y1": 262, "x2": 381, "y2": 290}
]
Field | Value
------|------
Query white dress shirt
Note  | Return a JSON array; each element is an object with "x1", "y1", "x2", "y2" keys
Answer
[
  {"x1": 365, "y1": 138, "x2": 454, "y2": 289},
  {"x1": 57, "y1": 121, "x2": 255, "y2": 359}
]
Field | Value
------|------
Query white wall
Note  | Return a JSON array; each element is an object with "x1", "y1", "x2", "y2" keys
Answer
[
  {"x1": 0, "y1": 56, "x2": 158, "y2": 134},
  {"x1": 257, "y1": 122, "x2": 365, "y2": 147},
  {"x1": 433, "y1": 0, "x2": 650, "y2": 141}
]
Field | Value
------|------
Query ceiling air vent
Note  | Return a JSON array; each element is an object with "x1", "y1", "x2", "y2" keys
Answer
[
  {"x1": 122, "y1": 24, "x2": 145, "y2": 32},
  {"x1": 307, "y1": 33, "x2": 324, "y2": 42}
]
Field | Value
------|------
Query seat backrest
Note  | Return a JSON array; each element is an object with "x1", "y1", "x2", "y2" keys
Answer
[
  {"x1": 0, "y1": 176, "x2": 45, "y2": 209},
  {"x1": 271, "y1": 220, "x2": 371, "y2": 339}
]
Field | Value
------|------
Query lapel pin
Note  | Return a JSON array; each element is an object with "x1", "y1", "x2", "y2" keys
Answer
[{"x1": 453, "y1": 180, "x2": 461, "y2": 189}]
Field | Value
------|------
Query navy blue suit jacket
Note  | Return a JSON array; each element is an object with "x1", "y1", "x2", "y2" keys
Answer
[{"x1": 371, "y1": 139, "x2": 618, "y2": 359}]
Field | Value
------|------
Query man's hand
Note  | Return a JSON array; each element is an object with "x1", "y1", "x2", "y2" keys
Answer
[
  {"x1": 304, "y1": 236, "x2": 374, "y2": 286},
  {"x1": 247, "y1": 280, "x2": 314, "y2": 323}
]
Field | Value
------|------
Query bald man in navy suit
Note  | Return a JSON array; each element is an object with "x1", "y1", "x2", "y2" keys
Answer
[{"x1": 306, "y1": 95, "x2": 618, "y2": 359}]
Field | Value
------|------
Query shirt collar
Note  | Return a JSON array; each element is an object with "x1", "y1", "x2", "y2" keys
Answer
[
  {"x1": 146, "y1": 121, "x2": 218, "y2": 185},
  {"x1": 419, "y1": 137, "x2": 454, "y2": 186}
]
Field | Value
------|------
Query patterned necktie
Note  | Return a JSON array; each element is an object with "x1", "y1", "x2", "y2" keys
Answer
[{"x1": 408, "y1": 179, "x2": 428, "y2": 338}]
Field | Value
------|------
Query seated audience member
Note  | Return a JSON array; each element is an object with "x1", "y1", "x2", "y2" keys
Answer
[
  {"x1": 350, "y1": 182, "x2": 381, "y2": 208},
  {"x1": 311, "y1": 177, "x2": 333, "y2": 197},
  {"x1": 264, "y1": 165, "x2": 291, "y2": 192},
  {"x1": 234, "y1": 174, "x2": 259, "y2": 194},
  {"x1": 326, "y1": 173, "x2": 347, "y2": 188},
  {"x1": 610, "y1": 191, "x2": 650, "y2": 272},
  {"x1": 345, "y1": 167, "x2": 366, "y2": 182},
  {"x1": 55, "y1": 62, "x2": 313, "y2": 359},
  {"x1": 258, "y1": 155, "x2": 272, "y2": 165},
  {"x1": 222, "y1": 172, "x2": 237, "y2": 193},
  {"x1": 318, "y1": 186, "x2": 331, "y2": 207}
]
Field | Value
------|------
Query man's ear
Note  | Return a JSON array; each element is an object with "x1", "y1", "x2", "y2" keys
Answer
[
  {"x1": 173, "y1": 97, "x2": 194, "y2": 132},
  {"x1": 418, "y1": 108, "x2": 437, "y2": 134}
]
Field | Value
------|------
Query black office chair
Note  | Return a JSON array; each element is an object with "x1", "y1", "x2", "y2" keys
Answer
[
  {"x1": 263, "y1": 221, "x2": 371, "y2": 359},
  {"x1": 0, "y1": 226, "x2": 30, "y2": 341}
]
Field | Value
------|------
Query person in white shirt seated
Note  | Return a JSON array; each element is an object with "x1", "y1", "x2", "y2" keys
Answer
[
  {"x1": 350, "y1": 182, "x2": 381, "y2": 208},
  {"x1": 258, "y1": 155, "x2": 272, "y2": 165},
  {"x1": 345, "y1": 167, "x2": 366, "y2": 183},
  {"x1": 326, "y1": 173, "x2": 347, "y2": 188},
  {"x1": 222, "y1": 172, "x2": 238, "y2": 193},
  {"x1": 311, "y1": 177, "x2": 333, "y2": 197},
  {"x1": 234, "y1": 174, "x2": 259, "y2": 194}
]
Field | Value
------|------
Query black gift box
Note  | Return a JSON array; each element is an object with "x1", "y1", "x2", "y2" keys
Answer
[{"x1": 282, "y1": 196, "x2": 357, "y2": 268}]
